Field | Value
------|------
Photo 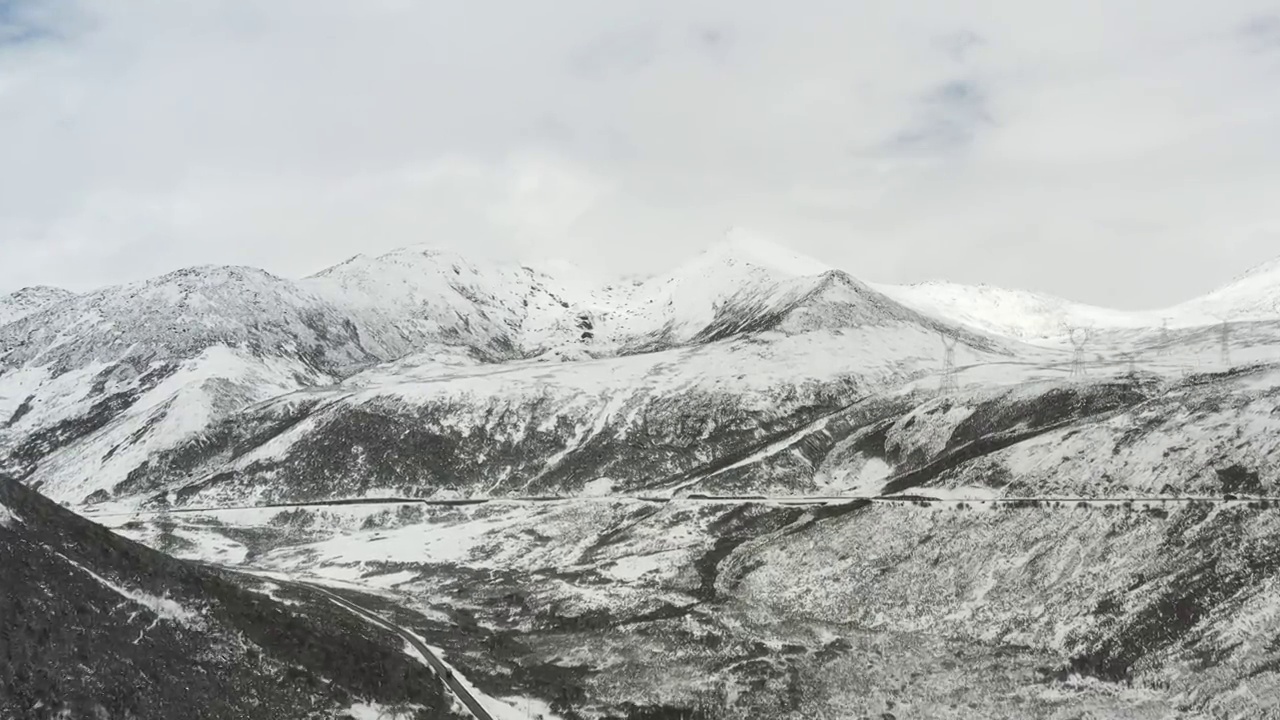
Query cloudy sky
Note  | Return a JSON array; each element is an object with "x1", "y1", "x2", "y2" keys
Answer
[{"x1": 1, "y1": 0, "x2": 1279, "y2": 308}]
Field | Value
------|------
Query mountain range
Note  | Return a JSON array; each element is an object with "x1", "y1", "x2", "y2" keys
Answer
[{"x1": 4, "y1": 230, "x2": 1280, "y2": 718}]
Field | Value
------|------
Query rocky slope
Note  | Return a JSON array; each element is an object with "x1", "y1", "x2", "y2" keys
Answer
[
  {"x1": 0, "y1": 285, "x2": 76, "y2": 327},
  {"x1": 0, "y1": 475, "x2": 462, "y2": 720}
]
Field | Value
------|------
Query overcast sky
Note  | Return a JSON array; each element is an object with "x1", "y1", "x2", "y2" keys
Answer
[{"x1": 1, "y1": 0, "x2": 1279, "y2": 308}]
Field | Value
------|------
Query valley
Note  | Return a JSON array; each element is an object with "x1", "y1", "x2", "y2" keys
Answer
[{"x1": 4, "y1": 237, "x2": 1280, "y2": 718}]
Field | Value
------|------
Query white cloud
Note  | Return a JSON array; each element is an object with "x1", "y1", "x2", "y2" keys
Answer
[{"x1": 1, "y1": 0, "x2": 1279, "y2": 308}]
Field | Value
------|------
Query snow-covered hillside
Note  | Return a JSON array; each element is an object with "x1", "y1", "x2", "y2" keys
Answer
[
  {"x1": 302, "y1": 245, "x2": 591, "y2": 358},
  {"x1": 876, "y1": 281, "x2": 1153, "y2": 340},
  {"x1": 0, "y1": 285, "x2": 75, "y2": 327},
  {"x1": 879, "y1": 254, "x2": 1280, "y2": 340},
  {"x1": 1173, "y1": 255, "x2": 1280, "y2": 322},
  {"x1": 112, "y1": 325, "x2": 1025, "y2": 508}
]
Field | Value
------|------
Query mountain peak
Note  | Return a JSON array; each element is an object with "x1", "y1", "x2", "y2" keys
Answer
[
  {"x1": 0, "y1": 285, "x2": 77, "y2": 326},
  {"x1": 700, "y1": 227, "x2": 831, "y2": 277},
  {"x1": 381, "y1": 243, "x2": 458, "y2": 259},
  {"x1": 5, "y1": 285, "x2": 72, "y2": 300},
  {"x1": 1236, "y1": 255, "x2": 1280, "y2": 282}
]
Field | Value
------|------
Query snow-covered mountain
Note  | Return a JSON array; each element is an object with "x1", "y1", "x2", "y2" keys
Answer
[
  {"x1": 4, "y1": 232, "x2": 1025, "y2": 505},
  {"x1": 0, "y1": 285, "x2": 75, "y2": 327},
  {"x1": 1174, "y1": 255, "x2": 1280, "y2": 321},
  {"x1": 9, "y1": 232, "x2": 1280, "y2": 718},
  {"x1": 880, "y1": 254, "x2": 1280, "y2": 340},
  {"x1": 301, "y1": 245, "x2": 590, "y2": 358},
  {"x1": 4, "y1": 231, "x2": 1279, "y2": 508},
  {"x1": 875, "y1": 281, "x2": 1152, "y2": 340}
]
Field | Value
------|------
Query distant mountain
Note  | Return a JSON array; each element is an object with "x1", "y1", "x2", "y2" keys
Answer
[
  {"x1": 581, "y1": 228, "x2": 1003, "y2": 352},
  {"x1": 0, "y1": 475, "x2": 458, "y2": 719},
  {"x1": 1172, "y1": 254, "x2": 1280, "y2": 322},
  {"x1": 876, "y1": 281, "x2": 1152, "y2": 340},
  {"x1": 0, "y1": 286, "x2": 75, "y2": 327},
  {"x1": 879, "y1": 254, "x2": 1280, "y2": 339}
]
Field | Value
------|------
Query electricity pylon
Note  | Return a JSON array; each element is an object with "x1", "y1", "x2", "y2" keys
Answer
[
  {"x1": 939, "y1": 332, "x2": 959, "y2": 395},
  {"x1": 1210, "y1": 312, "x2": 1232, "y2": 368},
  {"x1": 1221, "y1": 319, "x2": 1231, "y2": 367},
  {"x1": 1068, "y1": 326, "x2": 1092, "y2": 378},
  {"x1": 1158, "y1": 318, "x2": 1172, "y2": 354},
  {"x1": 1118, "y1": 350, "x2": 1139, "y2": 377}
]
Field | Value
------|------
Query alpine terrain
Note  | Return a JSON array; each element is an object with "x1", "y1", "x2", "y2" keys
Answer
[{"x1": 4, "y1": 230, "x2": 1280, "y2": 719}]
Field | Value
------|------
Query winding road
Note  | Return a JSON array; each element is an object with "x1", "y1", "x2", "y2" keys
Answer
[{"x1": 303, "y1": 582, "x2": 497, "y2": 720}]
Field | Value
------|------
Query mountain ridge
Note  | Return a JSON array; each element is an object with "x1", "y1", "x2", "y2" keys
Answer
[{"x1": 3, "y1": 232, "x2": 1278, "y2": 508}]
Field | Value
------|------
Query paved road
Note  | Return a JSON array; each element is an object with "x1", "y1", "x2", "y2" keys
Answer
[
  {"x1": 302, "y1": 583, "x2": 496, "y2": 720},
  {"x1": 86, "y1": 492, "x2": 1280, "y2": 519}
]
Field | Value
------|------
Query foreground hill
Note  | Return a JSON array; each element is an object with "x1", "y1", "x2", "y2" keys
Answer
[{"x1": 0, "y1": 475, "x2": 460, "y2": 720}]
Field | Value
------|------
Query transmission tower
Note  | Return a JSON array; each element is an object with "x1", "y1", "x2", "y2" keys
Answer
[
  {"x1": 1210, "y1": 313, "x2": 1232, "y2": 368},
  {"x1": 1118, "y1": 350, "x2": 1139, "y2": 377},
  {"x1": 1068, "y1": 327, "x2": 1092, "y2": 378},
  {"x1": 1158, "y1": 318, "x2": 1172, "y2": 354},
  {"x1": 1221, "y1": 319, "x2": 1231, "y2": 367},
  {"x1": 939, "y1": 332, "x2": 959, "y2": 395}
]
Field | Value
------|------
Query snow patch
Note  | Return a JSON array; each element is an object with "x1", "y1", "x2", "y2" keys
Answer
[
  {"x1": 55, "y1": 552, "x2": 204, "y2": 629},
  {"x1": 849, "y1": 457, "x2": 893, "y2": 494},
  {"x1": 901, "y1": 485, "x2": 1002, "y2": 501},
  {"x1": 581, "y1": 477, "x2": 615, "y2": 496},
  {"x1": 339, "y1": 701, "x2": 423, "y2": 719},
  {"x1": 603, "y1": 550, "x2": 680, "y2": 582},
  {"x1": 0, "y1": 502, "x2": 20, "y2": 527}
]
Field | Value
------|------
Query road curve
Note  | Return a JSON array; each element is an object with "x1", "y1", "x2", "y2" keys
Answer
[{"x1": 303, "y1": 583, "x2": 496, "y2": 720}]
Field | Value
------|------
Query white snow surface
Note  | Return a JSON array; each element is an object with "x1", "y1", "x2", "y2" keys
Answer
[
  {"x1": 339, "y1": 701, "x2": 423, "y2": 719},
  {"x1": 878, "y1": 253, "x2": 1280, "y2": 339},
  {"x1": 54, "y1": 552, "x2": 203, "y2": 628},
  {"x1": 0, "y1": 501, "x2": 19, "y2": 527},
  {"x1": 876, "y1": 281, "x2": 1152, "y2": 339}
]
